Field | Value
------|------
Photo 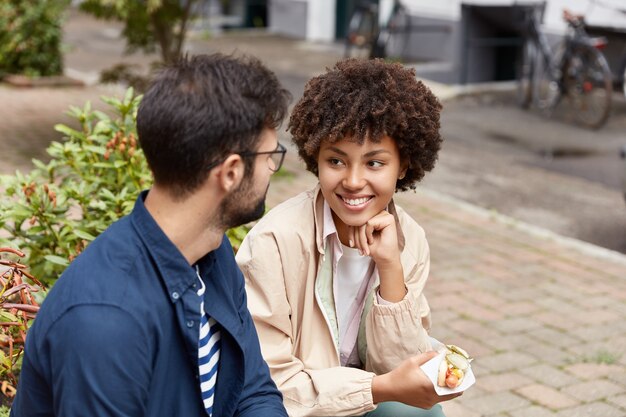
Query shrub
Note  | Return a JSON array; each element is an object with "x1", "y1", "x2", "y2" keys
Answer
[
  {"x1": 0, "y1": 247, "x2": 44, "y2": 407},
  {"x1": 0, "y1": 0, "x2": 69, "y2": 77},
  {"x1": 0, "y1": 89, "x2": 150, "y2": 285},
  {"x1": 0, "y1": 88, "x2": 252, "y2": 286}
]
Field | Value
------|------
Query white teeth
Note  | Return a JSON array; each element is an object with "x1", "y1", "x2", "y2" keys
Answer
[{"x1": 343, "y1": 197, "x2": 370, "y2": 206}]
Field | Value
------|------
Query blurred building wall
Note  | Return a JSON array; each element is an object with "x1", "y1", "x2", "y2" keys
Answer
[{"x1": 268, "y1": 0, "x2": 626, "y2": 84}]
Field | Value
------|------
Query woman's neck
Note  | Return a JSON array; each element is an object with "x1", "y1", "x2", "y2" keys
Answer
[{"x1": 331, "y1": 210, "x2": 352, "y2": 247}]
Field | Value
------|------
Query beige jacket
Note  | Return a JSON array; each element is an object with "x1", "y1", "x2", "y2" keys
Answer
[{"x1": 236, "y1": 186, "x2": 433, "y2": 417}]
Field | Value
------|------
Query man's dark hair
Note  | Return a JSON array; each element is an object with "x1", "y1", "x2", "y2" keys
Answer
[
  {"x1": 288, "y1": 58, "x2": 442, "y2": 191},
  {"x1": 137, "y1": 53, "x2": 291, "y2": 198}
]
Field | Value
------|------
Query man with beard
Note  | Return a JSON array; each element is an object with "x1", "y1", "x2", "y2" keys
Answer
[{"x1": 11, "y1": 53, "x2": 291, "y2": 417}]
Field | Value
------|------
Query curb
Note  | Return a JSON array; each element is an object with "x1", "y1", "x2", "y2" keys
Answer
[{"x1": 418, "y1": 186, "x2": 626, "y2": 267}]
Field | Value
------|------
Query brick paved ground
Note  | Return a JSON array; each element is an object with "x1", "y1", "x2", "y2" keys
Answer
[
  {"x1": 267, "y1": 152, "x2": 626, "y2": 417},
  {"x1": 2, "y1": 9, "x2": 626, "y2": 415}
]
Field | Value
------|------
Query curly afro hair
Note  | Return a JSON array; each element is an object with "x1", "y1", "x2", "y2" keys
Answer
[{"x1": 288, "y1": 58, "x2": 442, "y2": 191}]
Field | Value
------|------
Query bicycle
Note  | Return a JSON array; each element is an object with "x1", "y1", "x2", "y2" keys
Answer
[
  {"x1": 517, "y1": 4, "x2": 613, "y2": 129},
  {"x1": 344, "y1": 0, "x2": 412, "y2": 60},
  {"x1": 344, "y1": 2, "x2": 380, "y2": 59}
]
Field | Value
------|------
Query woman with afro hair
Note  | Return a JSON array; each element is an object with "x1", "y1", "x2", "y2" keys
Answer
[{"x1": 237, "y1": 59, "x2": 457, "y2": 417}]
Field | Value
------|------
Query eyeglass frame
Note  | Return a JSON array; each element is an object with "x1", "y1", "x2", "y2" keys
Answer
[{"x1": 206, "y1": 142, "x2": 287, "y2": 173}]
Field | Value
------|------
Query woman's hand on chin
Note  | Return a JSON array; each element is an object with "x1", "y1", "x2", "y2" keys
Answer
[{"x1": 349, "y1": 210, "x2": 400, "y2": 266}]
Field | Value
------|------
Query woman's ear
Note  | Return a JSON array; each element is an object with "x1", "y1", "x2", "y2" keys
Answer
[
  {"x1": 399, "y1": 160, "x2": 409, "y2": 180},
  {"x1": 213, "y1": 154, "x2": 245, "y2": 193}
]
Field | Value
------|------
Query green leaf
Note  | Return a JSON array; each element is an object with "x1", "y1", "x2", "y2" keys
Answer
[
  {"x1": 74, "y1": 230, "x2": 95, "y2": 241},
  {"x1": 0, "y1": 311, "x2": 19, "y2": 323},
  {"x1": 54, "y1": 124, "x2": 83, "y2": 138},
  {"x1": 44, "y1": 255, "x2": 69, "y2": 266},
  {"x1": 92, "y1": 162, "x2": 114, "y2": 168},
  {"x1": 124, "y1": 87, "x2": 134, "y2": 104},
  {"x1": 100, "y1": 96, "x2": 122, "y2": 107}
]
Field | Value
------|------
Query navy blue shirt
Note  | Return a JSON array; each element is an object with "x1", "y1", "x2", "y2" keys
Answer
[{"x1": 11, "y1": 192, "x2": 287, "y2": 417}]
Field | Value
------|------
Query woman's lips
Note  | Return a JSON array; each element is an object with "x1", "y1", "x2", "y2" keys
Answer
[{"x1": 337, "y1": 194, "x2": 373, "y2": 211}]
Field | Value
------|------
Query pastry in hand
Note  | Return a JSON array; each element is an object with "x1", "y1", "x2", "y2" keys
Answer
[{"x1": 437, "y1": 344, "x2": 473, "y2": 389}]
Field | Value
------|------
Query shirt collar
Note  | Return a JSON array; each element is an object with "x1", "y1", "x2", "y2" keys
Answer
[{"x1": 322, "y1": 199, "x2": 338, "y2": 243}]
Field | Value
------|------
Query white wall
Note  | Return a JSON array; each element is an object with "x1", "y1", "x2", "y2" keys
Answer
[
  {"x1": 400, "y1": 0, "x2": 626, "y2": 34},
  {"x1": 306, "y1": 0, "x2": 336, "y2": 41}
]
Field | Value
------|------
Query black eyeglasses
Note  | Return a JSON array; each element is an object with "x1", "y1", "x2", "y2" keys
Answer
[
  {"x1": 206, "y1": 143, "x2": 287, "y2": 173},
  {"x1": 239, "y1": 143, "x2": 287, "y2": 173}
]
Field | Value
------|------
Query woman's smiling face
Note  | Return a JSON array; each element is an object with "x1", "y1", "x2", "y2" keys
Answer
[{"x1": 318, "y1": 135, "x2": 406, "y2": 230}]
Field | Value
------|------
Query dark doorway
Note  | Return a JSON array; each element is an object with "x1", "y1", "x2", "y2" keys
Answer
[{"x1": 460, "y1": 5, "x2": 530, "y2": 83}]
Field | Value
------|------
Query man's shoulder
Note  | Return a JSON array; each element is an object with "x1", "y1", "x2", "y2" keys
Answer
[
  {"x1": 67, "y1": 216, "x2": 141, "y2": 283},
  {"x1": 36, "y1": 216, "x2": 149, "y2": 328}
]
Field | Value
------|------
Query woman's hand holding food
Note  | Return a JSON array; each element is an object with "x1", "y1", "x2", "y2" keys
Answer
[{"x1": 372, "y1": 351, "x2": 462, "y2": 409}]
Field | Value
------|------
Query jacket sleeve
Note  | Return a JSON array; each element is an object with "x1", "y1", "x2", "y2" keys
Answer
[
  {"x1": 237, "y1": 230, "x2": 377, "y2": 417},
  {"x1": 234, "y1": 267, "x2": 289, "y2": 417},
  {"x1": 364, "y1": 225, "x2": 433, "y2": 375},
  {"x1": 13, "y1": 305, "x2": 152, "y2": 417}
]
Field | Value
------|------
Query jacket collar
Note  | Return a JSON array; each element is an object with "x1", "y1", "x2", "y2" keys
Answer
[
  {"x1": 311, "y1": 184, "x2": 406, "y2": 254},
  {"x1": 130, "y1": 190, "x2": 210, "y2": 301}
]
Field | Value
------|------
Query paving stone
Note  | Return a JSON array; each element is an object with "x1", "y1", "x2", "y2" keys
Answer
[
  {"x1": 483, "y1": 333, "x2": 538, "y2": 351},
  {"x1": 564, "y1": 363, "x2": 625, "y2": 380},
  {"x1": 607, "y1": 393, "x2": 626, "y2": 410},
  {"x1": 524, "y1": 342, "x2": 577, "y2": 366},
  {"x1": 476, "y1": 371, "x2": 534, "y2": 392},
  {"x1": 515, "y1": 384, "x2": 579, "y2": 409},
  {"x1": 569, "y1": 322, "x2": 626, "y2": 342},
  {"x1": 561, "y1": 379, "x2": 625, "y2": 402},
  {"x1": 509, "y1": 406, "x2": 557, "y2": 417},
  {"x1": 445, "y1": 319, "x2": 502, "y2": 341},
  {"x1": 492, "y1": 317, "x2": 543, "y2": 334},
  {"x1": 554, "y1": 402, "x2": 624, "y2": 417},
  {"x1": 501, "y1": 300, "x2": 543, "y2": 316},
  {"x1": 526, "y1": 327, "x2": 582, "y2": 348},
  {"x1": 441, "y1": 401, "x2": 482, "y2": 417},
  {"x1": 479, "y1": 351, "x2": 538, "y2": 373},
  {"x1": 532, "y1": 312, "x2": 583, "y2": 331},
  {"x1": 519, "y1": 364, "x2": 578, "y2": 388},
  {"x1": 569, "y1": 310, "x2": 621, "y2": 325},
  {"x1": 462, "y1": 391, "x2": 531, "y2": 415}
]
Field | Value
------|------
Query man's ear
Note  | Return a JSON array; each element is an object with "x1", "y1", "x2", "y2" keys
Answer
[{"x1": 213, "y1": 154, "x2": 245, "y2": 193}]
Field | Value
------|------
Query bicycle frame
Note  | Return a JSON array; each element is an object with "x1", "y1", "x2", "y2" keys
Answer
[{"x1": 518, "y1": 3, "x2": 613, "y2": 128}]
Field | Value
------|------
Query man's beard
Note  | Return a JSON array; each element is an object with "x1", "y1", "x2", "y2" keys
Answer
[{"x1": 219, "y1": 175, "x2": 267, "y2": 230}]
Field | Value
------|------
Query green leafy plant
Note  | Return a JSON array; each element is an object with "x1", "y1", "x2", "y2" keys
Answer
[
  {"x1": 0, "y1": 0, "x2": 69, "y2": 77},
  {"x1": 0, "y1": 247, "x2": 44, "y2": 406},
  {"x1": 80, "y1": 0, "x2": 202, "y2": 65},
  {"x1": 0, "y1": 88, "x2": 150, "y2": 285},
  {"x1": 0, "y1": 87, "x2": 253, "y2": 285}
]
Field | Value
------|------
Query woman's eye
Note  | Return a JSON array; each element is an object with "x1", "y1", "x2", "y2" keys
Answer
[
  {"x1": 329, "y1": 158, "x2": 344, "y2": 166},
  {"x1": 368, "y1": 160, "x2": 384, "y2": 168}
]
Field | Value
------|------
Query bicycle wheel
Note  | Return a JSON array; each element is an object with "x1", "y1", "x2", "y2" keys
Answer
[
  {"x1": 345, "y1": 6, "x2": 378, "y2": 58},
  {"x1": 563, "y1": 45, "x2": 612, "y2": 129},
  {"x1": 533, "y1": 47, "x2": 561, "y2": 112},
  {"x1": 516, "y1": 40, "x2": 537, "y2": 109}
]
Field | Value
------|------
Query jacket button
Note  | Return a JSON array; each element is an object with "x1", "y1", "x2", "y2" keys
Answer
[
  {"x1": 186, "y1": 320, "x2": 194, "y2": 328},
  {"x1": 171, "y1": 291, "x2": 180, "y2": 300}
]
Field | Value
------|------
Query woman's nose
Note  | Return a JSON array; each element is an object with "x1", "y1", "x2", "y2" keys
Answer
[{"x1": 342, "y1": 166, "x2": 366, "y2": 190}]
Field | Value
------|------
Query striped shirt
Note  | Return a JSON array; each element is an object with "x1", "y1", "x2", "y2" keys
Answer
[{"x1": 196, "y1": 265, "x2": 221, "y2": 416}]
